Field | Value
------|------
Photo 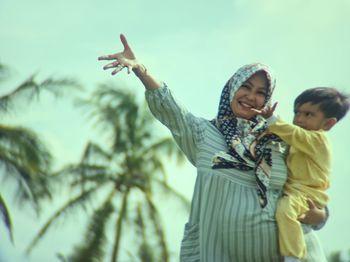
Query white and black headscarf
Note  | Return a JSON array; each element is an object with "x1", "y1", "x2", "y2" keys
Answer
[{"x1": 211, "y1": 63, "x2": 281, "y2": 208}]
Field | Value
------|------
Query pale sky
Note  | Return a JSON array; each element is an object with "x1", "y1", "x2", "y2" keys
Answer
[{"x1": 1, "y1": 0, "x2": 350, "y2": 261}]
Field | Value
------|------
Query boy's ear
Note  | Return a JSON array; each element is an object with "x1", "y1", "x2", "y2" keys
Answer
[{"x1": 324, "y1": 117, "x2": 337, "y2": 130}]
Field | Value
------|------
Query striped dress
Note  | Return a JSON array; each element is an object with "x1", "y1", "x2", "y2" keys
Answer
[{"x1": 145, "y1": 85, "x2": 327, "y2": 262}]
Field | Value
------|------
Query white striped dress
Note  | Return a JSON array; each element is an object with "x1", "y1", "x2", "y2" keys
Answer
[{"x1": 145, "y1": 85, "x2": 327, "y2": 262}]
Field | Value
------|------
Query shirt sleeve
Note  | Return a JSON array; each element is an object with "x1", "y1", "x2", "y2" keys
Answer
[
  {"x1": 145, "y1": 83, "x2": 205, "y2": 166},
  {"x1": 267, "y1": 117, "x2": 329, "y2": 157}
]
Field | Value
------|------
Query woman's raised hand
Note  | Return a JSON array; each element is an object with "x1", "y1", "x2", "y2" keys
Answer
[{"x1": 98, "y1": 34, "x2": 138, "y2": 75}]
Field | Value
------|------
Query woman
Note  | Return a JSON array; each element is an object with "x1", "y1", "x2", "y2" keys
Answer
[{"x1": 98, "y1": 34, "x2": 327, "y2": 262}]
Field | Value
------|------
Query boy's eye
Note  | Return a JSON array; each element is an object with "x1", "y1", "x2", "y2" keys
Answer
[{"x1": 304, "y1": 111, "x2": 313, "y2": 116}]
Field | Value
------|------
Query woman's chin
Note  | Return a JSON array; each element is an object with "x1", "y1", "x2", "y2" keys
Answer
[{"x1": 235, "y1": 110, "x2": 255, "y2": 120}]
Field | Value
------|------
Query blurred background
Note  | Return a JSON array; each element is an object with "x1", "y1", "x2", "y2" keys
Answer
[{"x1": 1, "y1": 0, "x2": 349, "y2": 261}]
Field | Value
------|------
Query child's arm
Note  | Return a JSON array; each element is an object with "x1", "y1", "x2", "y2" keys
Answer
[{"x1": 252, "y1": 102, "x2": 328, "y2": 156}]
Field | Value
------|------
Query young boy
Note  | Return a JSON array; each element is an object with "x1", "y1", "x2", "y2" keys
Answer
[{"x1": 253, "y1": 87, "x2": 349, "y2": 262}]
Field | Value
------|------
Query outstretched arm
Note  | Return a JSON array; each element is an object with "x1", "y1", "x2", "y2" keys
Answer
[{"x1": 98, "y1": 34, "x2": 162, "y2": 90}]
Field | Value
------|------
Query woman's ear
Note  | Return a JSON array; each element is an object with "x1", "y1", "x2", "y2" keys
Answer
[{"x1": 324, "y1": 117, "x2": 337, "y2": 130}]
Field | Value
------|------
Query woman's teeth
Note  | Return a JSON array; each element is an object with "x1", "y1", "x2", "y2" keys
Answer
[{"x1": 240, "y1": 102, "x2": 253, "y2": 108}]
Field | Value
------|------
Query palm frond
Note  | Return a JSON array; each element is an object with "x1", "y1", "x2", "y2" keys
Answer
[
  {"x1": 0, "y1": 75, "x2": 81, "y2": 114},
  {"x1": 72, "y1": 142, "x2": 112, "y2": 194},
  {"x1": 0, "y1": 154, "x2": 52, "y2": 214},
  {"x1": 92, "y1": 84, "x2": 135, "y2": 107},
  {"x1": 135, "y1": 204, "x2": 155, "y2": 262},
  {"x1": 77, "y1": 84, "x2": 144, "y2": 154},
  {"x1": 65, "y1": 165, "x2": 112, "y2": 187},
  {"x1": 42, "y1": 142, "x2": 112, "y2": 194},
  {"x1": 0, "y1": 125, "x2": 52, "y2": 174},
  {"x1": 0, "y1": 125, "x2": 53, "y2": 211},
  {"x1": 26, "y1": 185, "x2": 102, "y2": 254},
  {"x1": 68, "y1": 189, "x2": 116, "y2": 262},
  {"x1": 0, "y1": 193, "x2": 13, "y2": 243},
  {"x1": 75, "y1": 97, "x2": 126, "y2": 152},
  {"x1": 154, "y1": 178, "x2": 190, "y2": 212},
  {"x1": 80, "y1": 142, "x2": 112, "y2": 164},
  {"x1": 140, "y1": 157, "x2": 167, "y2": 186},
  {"x1": 144, "y1": 137, "x2": 186, "y2": 165}
]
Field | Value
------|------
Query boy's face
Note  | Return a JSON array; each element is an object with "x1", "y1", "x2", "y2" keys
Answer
[{"x1": 293, "y1": 102, "x2": 334, "y2": 131}]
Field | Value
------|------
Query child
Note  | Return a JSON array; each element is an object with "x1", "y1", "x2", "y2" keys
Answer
[{"x1": 254, "y1": 87, "x2": 349, "y2": 261}]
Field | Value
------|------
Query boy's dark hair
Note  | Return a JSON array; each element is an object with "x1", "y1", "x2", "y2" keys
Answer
[{"x1": 294, "y1": 87, "x2": 350, "y2": 121}]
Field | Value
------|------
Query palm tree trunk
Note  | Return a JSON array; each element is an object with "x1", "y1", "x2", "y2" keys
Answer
[
  {"x1": 111, "y1": 189, "x2": 129, "y2": 262},
  {"x1": 145, "y1": 193, "x2": 169, "y2": 262}
]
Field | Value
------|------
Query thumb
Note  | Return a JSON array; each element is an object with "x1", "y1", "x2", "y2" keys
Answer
[
  {"x1": 298, "y1": 213, "x2": 306, "y2": 220},
  {"x1": 120, "y1": 33, "x2": 130, "y2": 51},
  {"x1": 306, "y1": 198, "x2": 316, "y2": 209}
]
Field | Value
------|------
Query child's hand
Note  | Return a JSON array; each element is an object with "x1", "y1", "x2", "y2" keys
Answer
[
  {"x1": 298, "y1": 199, "x2": 326, "y2": 225},
  {"x1": 250, "y1": 102, "x2": 278, "y2": 119}
]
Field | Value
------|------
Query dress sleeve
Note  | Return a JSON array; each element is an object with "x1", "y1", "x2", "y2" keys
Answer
[{"x1": 145, "y1": 83, "x2": 205, "y2": 166}]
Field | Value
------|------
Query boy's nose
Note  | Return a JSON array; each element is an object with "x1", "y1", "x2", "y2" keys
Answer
[{"x1": 294, "y1": 115, "x2": 303, "y2": 125}]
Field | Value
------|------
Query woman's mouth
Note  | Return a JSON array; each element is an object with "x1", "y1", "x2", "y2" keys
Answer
[{"x1": 239, "y1": 101, "x2": 254, "y2": 109}]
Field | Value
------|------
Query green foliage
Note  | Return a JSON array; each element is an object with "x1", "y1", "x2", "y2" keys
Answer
[
  {"x1": 0, "y1": 194, "x2": 13, "y2": 242},
  {"x1": 328, "y1": 248, "x2": 350, "y2": 262},
  {"x1": 135, "y1": 204, "x2": 155, "y2": 262},
  {"x1": 26, "y1": 84, "x2": 189, "y2": 261},
  {"x1": 0, "y1": 62, "x2": 81, "y2": 243},
  {"x1": 68, "y1": 194, "x2": 115, "y2": 262}
]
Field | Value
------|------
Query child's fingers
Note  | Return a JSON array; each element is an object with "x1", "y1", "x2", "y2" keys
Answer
[
  {"x1": 250, "y1": 108, "x2": 262, "y2": 113},
  {"x1": 271, "y1": 102, "x2": 278, "y2": 112},
  {"x1": 306, "y1": 199, "x2": 316, "y2": 210}
]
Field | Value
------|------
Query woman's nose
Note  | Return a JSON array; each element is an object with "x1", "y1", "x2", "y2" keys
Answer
[{"x1": 246, "y1": 91, "x2": 255, "y2": 101}]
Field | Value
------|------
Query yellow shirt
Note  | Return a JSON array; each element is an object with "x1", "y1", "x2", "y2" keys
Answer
[{"x1": 268, "y1": 118, "x2": 331, "y2": 206}]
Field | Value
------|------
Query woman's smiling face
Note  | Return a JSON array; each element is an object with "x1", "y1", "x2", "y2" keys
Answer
[{"x1": 230, "y1": 71, "x2": 269, "y2": 119}]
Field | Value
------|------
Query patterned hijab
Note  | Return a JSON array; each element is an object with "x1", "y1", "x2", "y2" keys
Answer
[{"x1": 211, "y1": 63, "x2": 280, "y2": 208}]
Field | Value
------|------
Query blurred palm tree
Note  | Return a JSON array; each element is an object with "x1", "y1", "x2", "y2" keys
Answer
[
  {"x1": 0, "y1": 62, "x2": 80, "y2": 242},
  {"x1": 328, "y1": 248, "x2": 350, "y2": 262},
  {"x1": 26, "y1": 84, "x2": 189, "y2": 262}
]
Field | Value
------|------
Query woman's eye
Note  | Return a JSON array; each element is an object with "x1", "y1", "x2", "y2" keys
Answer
[{"x1": 257, "y1": 91, "x2": 267, "y2": 96}]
